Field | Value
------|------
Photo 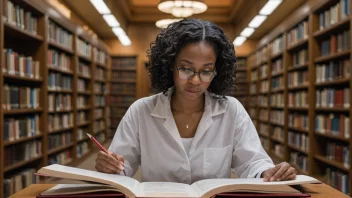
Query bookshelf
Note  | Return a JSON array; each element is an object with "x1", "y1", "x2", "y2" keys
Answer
[
  {"x1": 247, "y1": 0, "x2": 351, "y2": 195},
  {"x1": 110, "y1": 56, "x2": 137, "y2": 136},
  {"x1": 233, "y1": 57, "x2": 249, "y2": 109},
  {"x1": 0, "y1": 0, "x2": 110, "y2": 197}
]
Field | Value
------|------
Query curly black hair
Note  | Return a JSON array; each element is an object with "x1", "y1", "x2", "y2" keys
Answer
[{"x1": 146, "y1": 18, "x2": 237, "y2": 96}]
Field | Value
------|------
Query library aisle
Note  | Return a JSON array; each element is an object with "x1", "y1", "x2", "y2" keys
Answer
[{"x1": 1, "y1": 0, "x2": 351, "y2": 197}]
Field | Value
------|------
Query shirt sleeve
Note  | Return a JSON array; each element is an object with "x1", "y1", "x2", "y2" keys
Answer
[
  {"x1": 108, "y1": 101, "x2": 141, "y2": 177},
  {"x1": 231, "y1": 99, "x2": 275, "y2": 178}
]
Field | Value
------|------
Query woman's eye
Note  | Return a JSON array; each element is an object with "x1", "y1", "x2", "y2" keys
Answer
[{"x1": 202, "y1": 71, "x2": 213, "y2": 76}]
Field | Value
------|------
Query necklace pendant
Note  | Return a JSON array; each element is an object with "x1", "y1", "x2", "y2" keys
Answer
[{"x1": 186, "y1": 124, "x2": 189, "y2": 129}]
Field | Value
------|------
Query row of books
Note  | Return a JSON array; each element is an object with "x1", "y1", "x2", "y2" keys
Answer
[
  {"x1": 259, "y1": 109, "x2": 269, "y2": 121},
  {"x1": 273, "y1": 143, "x2": 284, "y2": 159},
  {"x1": 48, "y1": 150, "x2": 72, "y2": 165},
  {"x1": 288, "y1": 70, "x2": 309, "y2": 88},
  {"x1": 289, "y1": 91, "x2": 308, "y2": 108},
  {"x1": 316, "y1": 88, "x2": 350, "y2": 108},
  {"x1": 112, "y1": 71, "x2": 137, "y2": 79},
  {"x1": 288, "y1": 113, "x2": 308, "y2": 129},
  {"x1": 259, "y1": 64, "x2": 268, "y2": 78},
  {"x1": 315, "y1": 114, "x2": 350, "y2": 138},
  {"x1": 48, "y1": 49, "x2": 72, "y2": 72},
  {"x1": 48, "y1": 72, "x2": 72, "y2": 91},
  {"x1": 288, "y1": 131, "x2": 309, "y2": 152},
  {"x1": 3, "y1": 169, "x2": 36, "y2": 198},
  {"x1": 48, "y1": 94, "x2": 72, "y2": 112},
  {"x1": 111, "y1": 107, "x2": 128, "y2": 117},
  {"x1": 77, "y1": 142, "x2": 90, "y2": 158},
  {"x1": 325, "y1": 142, "x2": 350, "y2": 168},
  {"x1": 111, "y1": 57, "x2": 136, "y2": 68},
  {"x1": 287, "y1": 20, "x2": 308, "y2": 47},
  {"x1": 259, "y1": 123, "x2": 269, "y2": 136},
  {"x1": 95, "y1": 95, "x2": 106, "y2": 107},
  {"x1": 318, "y1": 0, "x2": 350, "y2": 30},
  {"x1": 290, "y1": 152, "x2": 307, "y2": 172},
  {"x1": 48, "y1": 20, "x2": 73, "y2": 50},
  {"x1": 254, "y1": 47, "x2": 268, "y2": 66},
  {"x1": 48, "y1": 132, "x2": 73, "y2": 150},
  {"x1": 260, "y1": 137, "x2": 269, "y2": 151},
  {"x1": 271, "y1": 59, "x2": 283, "y2": 74},
  {"x1": 3, "y1": 85, "x2": 40, "y2": 110},
  {"x1": 77, "y1": 96, "x2": 89, "y2": 108},
  {"x1": 48, "y1": 113, "x2": 74, "y2": 132},
  {"x1": 2, "y1": 49, "x2": 41, "y2": 79},
  {"x1": 111, "y1": 84, "x2": 136, "y2": 93},
  {"x1": 257, "y1": 95, "x2": 268, "y2": 106},
  {"x1": 320, "y1": 30, "x2": 350, "y2": 57},
  {"x1": 77, "y1": 79, "x2": 89, "y2": 92},
  {"x1": 94, "y1": 83, "x2": 106, "y2": 94},
  {"x1": 77, "y1": 112, "x2": 88, "y2": 124},
  {"x1": 259, "y1": 80, "x2": 269, "y2": 93},
  {"x1": 94, "y1": 120, "x2": 105, "y2": 132},
  {"x1": 77, "y1": 38, "x2": 91, "y2": 58},
  {"x1": 291, "y1": 49, "x2": 308, "y2": 67},
  {"x1": 95, "y1": 132, "x2": 106, "y2": 144},
  {"x1": 271, "y1": 93, "x2": 284, "y2": 107},
  {"x1": 270, "y1": 35, "x2": 284, "y2": 55},
  {"x1": 111, "y1": 96, "x2": 135, "y2": 104},
  {"x1": 4, "y1": 140, "x2": 41, "y2": 167},
  {"x1": 94, "y1": 108, "x2": 103, "y2": 119},
  {"x1": 251, "y1": 70, "x2": 258, "y2": 81},
  {"x1": 4, "y1": 115, "x2": 40, "y2": 142},
  {"x1": 78, "y1": 62, "x2": 91, "y2": 78},
  {"x1": 316, "y1": 59, "x2": 350, "y2": 83},
  {"x1": 324, "y1": 168, "x2": 349, "y2": 194},
  {"x1": 77, "y1": 128, "x2": 89, "y2": 141},
  {"x1": 96, "y1": 67, "x2": 106, "y2": 81},
  {"x1": 270, "y1": 110, "x2": 284, "y2": 125},
  {"x1": 236, "y1": 72, "x2": 247, "y2": 80},
  {"x1": 4, "y1": 0, "x2": 37, "y2": 34},
  {"x1": 272, "y1": 126, "x2": 284, "y2": 141},
  {"x1": 94, "y1": 48, "x2": 107, "y2": 65},
  {"x1": 271, "y1": 76, "x2": 284, "y2": 90}
]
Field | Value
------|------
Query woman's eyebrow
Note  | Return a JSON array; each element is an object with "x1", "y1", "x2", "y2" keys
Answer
[{"x1": 180, "y1": 59, "x2": 214, "y2": 67}]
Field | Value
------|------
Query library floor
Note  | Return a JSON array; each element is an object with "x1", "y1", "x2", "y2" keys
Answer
[{"x1": 42, "y1": 139, "x2": 142, "y2": 184}]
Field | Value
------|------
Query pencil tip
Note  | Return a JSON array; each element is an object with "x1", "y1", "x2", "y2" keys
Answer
[{"x1": 86, "y1": 133, "x2": 91, "y2": 138}]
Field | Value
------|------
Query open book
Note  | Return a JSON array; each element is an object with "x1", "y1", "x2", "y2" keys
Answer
[{"x1": 37, "y1": 164, "x2": 321, "y2": 198}]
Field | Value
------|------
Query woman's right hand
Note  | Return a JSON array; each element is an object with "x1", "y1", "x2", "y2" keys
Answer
[{"x1": 95, "y1": 151, "x2": 125, "y2": 174}]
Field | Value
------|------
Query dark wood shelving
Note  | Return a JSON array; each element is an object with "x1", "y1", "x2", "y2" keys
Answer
[
  {"x1": 49, "y1": 127, "x2": 74, "y2": 135},
  {"x1": 287, "y1": 126, "x2": 309, "y2": 134},
  {"x1": 48, "y1": 66, "x2": 74, "y2": 75},
  {"x1": 271, "y1": 137, "x2": 284, "y2": 144},
  {"x1": 287, "y1": 107, "x2": 309, "y2": 111},
  {"x1": 4, "y1": 134, "x2": 43, "y2": 147},
  {"x1": 4, "y1": 21, "x2": 43, "y2": 41},
  {"x1": 287, "y1": 63, "x2": 309, "y2": 72},
  {"x1": 287, "y1": 144, "x2": 308, "y2": 155},
  {"x1": 314, "y1": 155, "x2": 350, "y2": 172},
  {"x1": 4, "y1": 155, "x2": 43, "y2": 172},
  {"x1": 3, "y1": 108, "x2": 43, "y2": 115},
  {"x1": 78, "y1": 54, "x2": 92, "y2": 62},
  {"x1": 48, "y1": 144, "x2": 74, "y2": 155},
  {"x1": 48, "y1": 40, "x2": 74, "y2": 54},
  {"x1": 95, "y1": 78, "x2": 106, "y2": 83},
  {"x1": 77, "y1": 121, "x2": 90, "y2": 127},
  {"x1": 111, "y1": 67, "x2": 136, "y2": 71},
  {"x1": 271, "y1": 71, "x2": 284, "y2": 77},
  {"x1": 270, "y1": 51, "x2": 283, "y2": 60},
  {"x1": 287, "y1": 38, "x2": 308, "y2": 52},
  {"x1": 314, "y1": 50, "x2": 350, "y2": 63},
  {"x1": 287, "y1": 84, "x2": 309, "y2": 91},
  {"x1": 96, "y1": 62, "x2": 107, "y2": 69},
  {"x1": 315, "y1": 132, "x2": 350, "y2": 142},
  {"x1": 78, "y1": 74, "x2": 91, "y2": 80},
  {"x1": 47, "y1": 89, "x2": 73, "y2": 94},
  {"x1": 315, "y1": 107, "x2": 350, "y2": 112},
  {"x1": 291, "y1": 163, "x2": 308, "y2": 175},
  {"x1": 3, "y1": 74, "x2": 42, "y2": 83},
  {"x1": 48, "y1": 109, "x2": 73, "y2": 113},
  {"x1": 313, "y1": 17, "x2": 350, "y2": 38},
  {"x1": 77, "y1": 91, "x2": 91, "y2": 95},
  {"x1": 315, "y1": 78, "x2": 350, "y2": 87},
  {"x1": 111, "y1": 79, "x2": 136, "y2": 83},
  {"x1": 77, "y1": 106, "x2": 91, "y2": 111},
  {"x1": 111, "y1": 92, "x2": 135, "y2": 96}
]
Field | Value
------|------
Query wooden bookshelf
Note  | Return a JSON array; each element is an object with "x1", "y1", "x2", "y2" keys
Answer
[
  {"x1": 0, "y1": 0, "x2": 110, "y2": 197},
  {"x1": 110, "y1": 56, "x2": 137, "y2": 137},
  {"x1": 233, "y1": 57, "x2": 249, "y2": 109},
  {"x1": 247, "y1": 0, "x2": 352, "y2": 195}
]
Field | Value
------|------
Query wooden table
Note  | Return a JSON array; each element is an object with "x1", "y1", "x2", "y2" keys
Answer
[{"x1": 10, "y1": 183, "x2": 350, "y2": 198}]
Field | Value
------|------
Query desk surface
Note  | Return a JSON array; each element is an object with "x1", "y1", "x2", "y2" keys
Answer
[{"x1": 10, "y1": 183, "x2": 350, "y2": 198}]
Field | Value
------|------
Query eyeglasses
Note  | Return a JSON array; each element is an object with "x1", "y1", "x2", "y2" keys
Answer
[{"x1": 175, "y1": 67, "x2": 216, "y2": 82}]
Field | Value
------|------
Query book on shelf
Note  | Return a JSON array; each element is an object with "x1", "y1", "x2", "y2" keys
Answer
[{"x1": 36, "y1": 164, "x2": 321, "y2": 198}]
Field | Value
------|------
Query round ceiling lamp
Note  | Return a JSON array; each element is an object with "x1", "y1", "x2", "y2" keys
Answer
[
  {"x1": 156, "y1": 19, "x2": 182, "y2": 28},
  {"x1": 158, "y1": 0, "x2": 207, "y2": 18}
]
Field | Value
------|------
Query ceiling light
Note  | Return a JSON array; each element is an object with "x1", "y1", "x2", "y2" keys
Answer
[
  {"x1": 112, "y1": 27, "x2": 125, "y2": 37},
  {"x1": 233, "y1": 36, "x2": 247, "y2": 46},
  {"x1": 158, "y1": 0, "x2": 207, "y2": 18},
  {"x1": 259, "y1": 0, "x2": 282, "y2": 15},
  {"x1": 118, "y1": 34, "x2": 131, "y2": 46},
  {"x1": 155, "y1": 19, "x2": 182, "y2": 28},
  {"x1": 103, "y1": 14, "x2": 120, "y2": 27},
  {"x1": 240, "y1": 27, "x2": 255, "y2": 37},
  {"x1": 248, "y1": 15, "x2": 267, "y2": 28},
  {"x1": 89, "y1": 0, "x2": 111, "y2": 14}
]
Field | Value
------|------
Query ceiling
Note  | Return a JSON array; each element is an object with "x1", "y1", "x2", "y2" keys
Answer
[{"x1": 62, "y1": 0, "x2": 305, "y2": 41}]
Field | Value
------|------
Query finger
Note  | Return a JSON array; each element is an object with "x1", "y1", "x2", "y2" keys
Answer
[
  {"x1": 286, "y1": 172, "x2": 297, "y2": 180},
  {"x1": 96, "y1": 161, "x2": 119, "y2": 174},
  {"x1": 110, "y1": 153, "x2": 125, "y2": 170},
  {"x1": 99, "y1": 152, "x2": 121, "y2": 169},
  {"x1": 263, "y1": 165, "x2": 281, "y2": 182},
  {"x1": 280, "y1": 167, "x2": 296, "y2": 180},
  {"x1": 271, "y1": 162, "x2": 290, "y2": 181}
]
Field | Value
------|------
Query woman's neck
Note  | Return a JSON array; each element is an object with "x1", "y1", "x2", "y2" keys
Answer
[{"x1": 171, "y1": 92, "x2": 205, "y2": 114}]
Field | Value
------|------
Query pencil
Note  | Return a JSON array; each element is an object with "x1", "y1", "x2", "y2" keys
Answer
[{"x1": 86, "y1": 133, "x2": 126, "y2": 176}]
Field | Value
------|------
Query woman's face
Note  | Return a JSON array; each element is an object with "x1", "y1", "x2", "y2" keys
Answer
[{"x1": 173, "y1": 42, "x2": 217, "y2": 101}]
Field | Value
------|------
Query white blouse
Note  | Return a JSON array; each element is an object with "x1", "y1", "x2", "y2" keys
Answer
[{"x1": 109, "y1": 88, "x2": 275, "y2": 184}]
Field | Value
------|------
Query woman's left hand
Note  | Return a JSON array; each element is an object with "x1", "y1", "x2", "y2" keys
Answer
[{"x1": 261, "y1": 162, "x2": 296, "y2": 182}]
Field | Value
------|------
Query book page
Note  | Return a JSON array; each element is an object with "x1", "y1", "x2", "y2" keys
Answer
[
  {"x1": 41, "y1": 184, "x2": 120, "y2": 195},
  {"x1": 191, "y1": 175, "x2": 320, "y2": 197},
  {"x1": 38, "y1": 164, "x2": 141, "y2": 197},
  {"x1": 139, "y1": 182, "x2": 197, "y2": 197}
]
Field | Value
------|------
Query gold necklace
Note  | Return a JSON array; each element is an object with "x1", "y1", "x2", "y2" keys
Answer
[{"x1": 172, "y1": 98, "x2": 191, "y2": 129}]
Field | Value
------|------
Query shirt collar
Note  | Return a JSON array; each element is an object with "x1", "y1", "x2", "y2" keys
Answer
[{"x1": 151, "y1": 87, "x2": 227, "y2": 119}]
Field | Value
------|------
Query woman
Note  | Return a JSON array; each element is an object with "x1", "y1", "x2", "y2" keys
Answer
[{"x1": 95, "y1": 18, "x2": 296, "y2": 183}]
